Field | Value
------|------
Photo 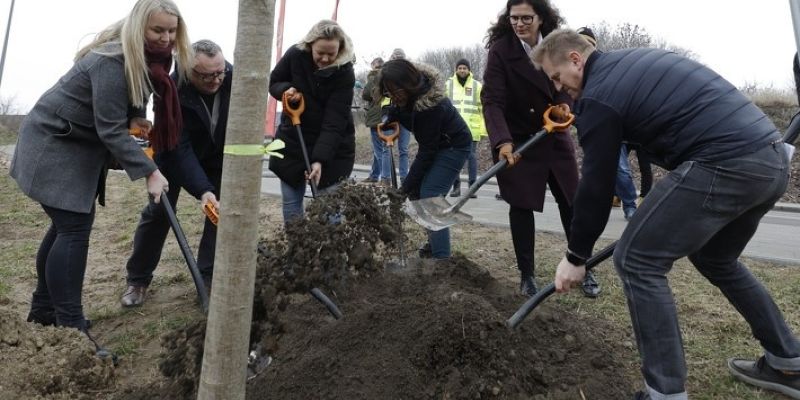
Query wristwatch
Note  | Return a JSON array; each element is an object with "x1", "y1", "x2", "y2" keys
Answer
[{"x1": 565, "y1": 249, "x2": 587, "y2": 266}]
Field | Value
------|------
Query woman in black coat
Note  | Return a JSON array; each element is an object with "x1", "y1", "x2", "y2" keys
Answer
[{"x1": 268, "y1": 19, "x2": 356, "y2": 223}]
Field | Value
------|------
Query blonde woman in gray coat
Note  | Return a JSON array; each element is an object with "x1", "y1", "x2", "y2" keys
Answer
[{"x1": 9, "y1": 0, "x2": 192, "y2": 333}]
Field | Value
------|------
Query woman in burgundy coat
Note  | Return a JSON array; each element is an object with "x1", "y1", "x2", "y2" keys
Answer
[{"x1": 481, "y1": 0, "x2": 600, "y2": 297}]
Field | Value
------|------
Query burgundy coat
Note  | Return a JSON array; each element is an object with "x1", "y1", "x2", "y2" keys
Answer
[{"x1": 481, "y1": 33, "x2": 579, "y2": 211}]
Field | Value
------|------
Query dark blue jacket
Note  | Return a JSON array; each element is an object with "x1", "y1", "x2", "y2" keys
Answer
[
  {"x1": 387, "y1": 63, "x2": 471, "y2": 197},
  {"x1": 159, "y1": 61, "x2": 233, "y2": 198},
  {"x1": 570, "y1": 48, "x2": 780, "y2": 257}
]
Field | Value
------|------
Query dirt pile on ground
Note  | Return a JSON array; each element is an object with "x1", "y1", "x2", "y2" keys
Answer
[
  {"x1": 118, "y1": 183, "x2": 406, "y2": 399},
  {"x1": 0, "y1": 310, "x2": 116, "y2": 399},
  {"x1": 247, "y1": 255, "x2": 634, "y2": 399},
  {"x1": 135, "y1": 183, "x2": 635, "y2": 399}
]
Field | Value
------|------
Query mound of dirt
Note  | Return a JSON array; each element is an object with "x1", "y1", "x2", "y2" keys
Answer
[
  {"x1": 246, "y1": 256, "x2": 634, "y2": 399},
  {"x1": 117, "y1": 183, "x2": 636, "y2": 399},
  {"x1": 0, "y1": 310, "x2": 116, "y2": 399}
]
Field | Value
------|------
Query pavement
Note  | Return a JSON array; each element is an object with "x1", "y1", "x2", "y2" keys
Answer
[{"x1": 2, "y1": 144, "x2": 798, "y2": 265}]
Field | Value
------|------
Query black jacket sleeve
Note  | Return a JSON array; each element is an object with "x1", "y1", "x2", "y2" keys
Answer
[
  {"x1": 568, "y1": 100, "x2": 625, "y2": 258},
  {"x1": 160, "y1": 130, "x2": 215, "y2": 199},
  {"x1": 400, "y1": 105, "x2": 445, "y2": 196},
  {"x1": 269, "y1": 50, "x2": 294, "y2": 101}
]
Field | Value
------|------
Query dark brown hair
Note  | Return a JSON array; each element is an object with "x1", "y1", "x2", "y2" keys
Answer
[{"x1": 485, "y1": 0, "x2": 564, "y2": 48}]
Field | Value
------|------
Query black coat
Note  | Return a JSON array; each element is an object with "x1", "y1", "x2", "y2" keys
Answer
[
  {"x1": 268, "y1": 46, "x2": 356, "y2": 188},
  {"x1": 481, "y1": 33, "x2": 578, "y2": 211},
  {"x1": 568, "y1": 48, "x2": 780, "y2": 257},
  {"x1": 159, "y1": 61, "x2": 233, "y2": 198}
]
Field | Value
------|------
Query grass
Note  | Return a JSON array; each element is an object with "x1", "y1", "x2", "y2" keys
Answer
[
  {"x1": 0, "y1": 124, "x2": 15, "y2": 145},
  {"x1": 449, "y1": 226, "x2": 800, "y2": 400}
]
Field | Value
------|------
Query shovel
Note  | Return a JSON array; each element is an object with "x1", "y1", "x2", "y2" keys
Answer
[
  {"x1": 282, "y1": 92, "x2": 318, "y2": 198},
  {"x1": 161, "y1": 192, "x2": 210, "y2": 313},
  {"x1": 279, "y1": 91, "x2": 344, "y2": 319},
  {"x1": 506, "y1": 241, "x2": 617, "y2": 329},
  {"x1": 406, "y1": 105, "x2": 575, "y2": 231},
  {"x1": 377, "y1": 121, "x2": 407, "y2": 267}
]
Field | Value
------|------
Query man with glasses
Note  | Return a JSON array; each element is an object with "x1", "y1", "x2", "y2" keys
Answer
[{"x1": 120, "y1": 39, "x2": 232, "y2": 307}]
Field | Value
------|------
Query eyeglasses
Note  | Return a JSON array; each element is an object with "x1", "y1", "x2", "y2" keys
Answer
[
  {"x1": 192, "y1": 68, "x2": 228, "y2": 83},
  {"x1": 508, "y1": 15, "x2": 536, "y2": 25}
]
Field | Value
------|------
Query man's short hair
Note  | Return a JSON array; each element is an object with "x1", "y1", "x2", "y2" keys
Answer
[
  {"x1": 193, "y1": 39, "x2": 222, "y2": 58},
  {"x1": 531, "y1": 29, "x2": 593, "y2": 66}
]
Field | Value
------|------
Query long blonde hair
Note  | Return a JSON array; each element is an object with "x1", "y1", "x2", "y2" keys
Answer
[{"x1": 74, "y1": 0, "x2": 192, "y2": 108}]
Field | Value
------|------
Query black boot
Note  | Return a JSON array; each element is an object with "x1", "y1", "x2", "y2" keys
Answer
[
  {"x1": 468, "y1": 181, "x2": 477, "y2": 198},
  {"x1": 450, "y1": 186, "x2": 461, "y2": 197},
  {"x1": 519, "y1": 274, "x2": 537, "y2": 297},
  {"x1": 418, "y1": 242, "x2": 432, "y2": 259},
  {"x1": 581, "y1": 271, "x2": 602, "y2": 298},
  {"x1": 26, "y1": 309, "x2": 56, "y2": 326}
]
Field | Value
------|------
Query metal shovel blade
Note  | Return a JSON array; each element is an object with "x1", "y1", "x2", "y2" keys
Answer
[{"x1": 404, "y1": 197, "x2": 472, "y2": 231}]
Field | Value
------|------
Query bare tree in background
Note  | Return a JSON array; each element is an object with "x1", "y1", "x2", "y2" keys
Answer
[
  {"x1": 590, "y1": 22, "x2": 697, "y2": 60},
  {"x1": 197, "y1": 0, "x2": 275, "y2": 398},
  {"x1": 417, "y1": 44, "x2": 488, "y2": 80},
  {"x1": 0, "y1": 95, "x2": 18, "y2": 115}
]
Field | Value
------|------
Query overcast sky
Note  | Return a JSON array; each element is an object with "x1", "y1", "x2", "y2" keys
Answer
[{"x1": 0, "y1": 0, "x2": 797, "y2": 112}]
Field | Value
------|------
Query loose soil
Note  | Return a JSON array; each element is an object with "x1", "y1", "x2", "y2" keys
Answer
[{"x1": 112, "y1": 183, "x2": 636, "y2": 399}]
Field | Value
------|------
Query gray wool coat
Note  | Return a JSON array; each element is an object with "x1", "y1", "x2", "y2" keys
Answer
[{"x1": 10, "y1": 43, "x2": 157, "y2": 214}]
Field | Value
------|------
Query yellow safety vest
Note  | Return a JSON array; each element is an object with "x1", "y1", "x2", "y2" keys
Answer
[{"x1": 445, "y1": 72, "x2": 487, "y2": 141}]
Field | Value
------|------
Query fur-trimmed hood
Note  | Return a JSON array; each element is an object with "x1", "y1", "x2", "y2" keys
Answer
[{"x1": 372, "y1": 62, "x2": 446, "y2": 112}]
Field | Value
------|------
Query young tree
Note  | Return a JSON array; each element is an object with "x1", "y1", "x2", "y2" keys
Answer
[{"x1": 197, "y1": 0, "x2": 275, "y2": 399}]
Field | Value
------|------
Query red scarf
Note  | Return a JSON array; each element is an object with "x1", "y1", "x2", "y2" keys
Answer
[{"x1": 145, "y1": 44, "x2": 182, "y2": 153}]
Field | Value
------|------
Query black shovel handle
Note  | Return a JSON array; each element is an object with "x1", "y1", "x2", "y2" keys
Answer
[
  {"x1": 310, "y1": 287, "x2": 343, "y2": 319},
  {"x1": 161, "y1": 192, "x2": 210, "y2": 313},
  {"x1": 506, "y1": 241, "x2": 617, "y2": 329},
  {"x1": 283, "y1": 92, "x2": 318, "y2": 198}
]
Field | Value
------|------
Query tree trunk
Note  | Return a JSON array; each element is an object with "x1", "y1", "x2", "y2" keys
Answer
[{"x1": 197, "y1": 0, "x2": 275, "y2": 399}]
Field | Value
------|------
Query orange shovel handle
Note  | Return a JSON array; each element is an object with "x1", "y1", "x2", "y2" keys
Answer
[
  {"x1": 282, "y1": 92, "x2": 305, "y2": 126},
  {"x1": 376, "y1": 121, "x2": 401, "y2": 146},
  {"x1": 203, "y1": 203, "x2": 219, "y2": 225},
  {"x1": 542, "y1": 104, "x2": 575, "y2": 132}
]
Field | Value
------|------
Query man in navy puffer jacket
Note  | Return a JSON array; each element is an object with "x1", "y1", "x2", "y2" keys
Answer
[{"x1": 533, "y1": 29, "x2": 800, "y2": 400}]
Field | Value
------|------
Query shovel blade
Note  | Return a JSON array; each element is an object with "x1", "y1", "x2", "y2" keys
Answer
[{"x1": 404, "y1": 197, "x2": 473, "y2": 231}]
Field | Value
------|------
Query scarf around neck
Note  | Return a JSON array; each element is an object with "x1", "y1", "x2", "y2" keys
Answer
[{"x1": 145, "y1": 44, "x2": 182, "y2": 153}]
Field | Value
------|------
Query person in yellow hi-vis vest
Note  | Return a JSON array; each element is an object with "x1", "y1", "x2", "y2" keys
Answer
[{"x1": 445, "y1": 58, "x2": 487, "y2": 198}]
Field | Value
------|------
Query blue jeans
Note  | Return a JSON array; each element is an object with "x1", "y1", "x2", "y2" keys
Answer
[
  {"x1": 452, "y1": 140, "x2": 478, "y2": 189},
  {"x1": 280, "y1": 180, "x2": 342, "y2": 224},
  {"x1": 368, "y1": 127, "x2": 391, "y2": 180},
  {"x1": 397, "y1": 125, "x2": 411, "y2": 181},
  {"x1": 614, "y1": 142, "x2": 799, "y2": 399},
  {"x1": 615, "y1": 144, "x2": 637, "y2": 213},
  {"x1": 30, "y1": 204, "x2": 95, "y2": 329},
  {"x1": 419, "y1": 145, "x2": 470, "y2": 258}
]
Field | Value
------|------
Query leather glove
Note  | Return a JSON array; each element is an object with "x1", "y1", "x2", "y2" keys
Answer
[{"x1": 498, "y1": 142, "x2": 519, "y2": 167}]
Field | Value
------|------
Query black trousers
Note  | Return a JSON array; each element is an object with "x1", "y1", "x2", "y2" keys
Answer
[
  {"x1": 125, "y1": 169, "x2": 221, "y2": 287},
  {"x1": 509, "y1": 172, "x2": 573, "y2": 277},
  {"x1": 30, "y1": 204, "x2": 95, "y2": 329}
]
